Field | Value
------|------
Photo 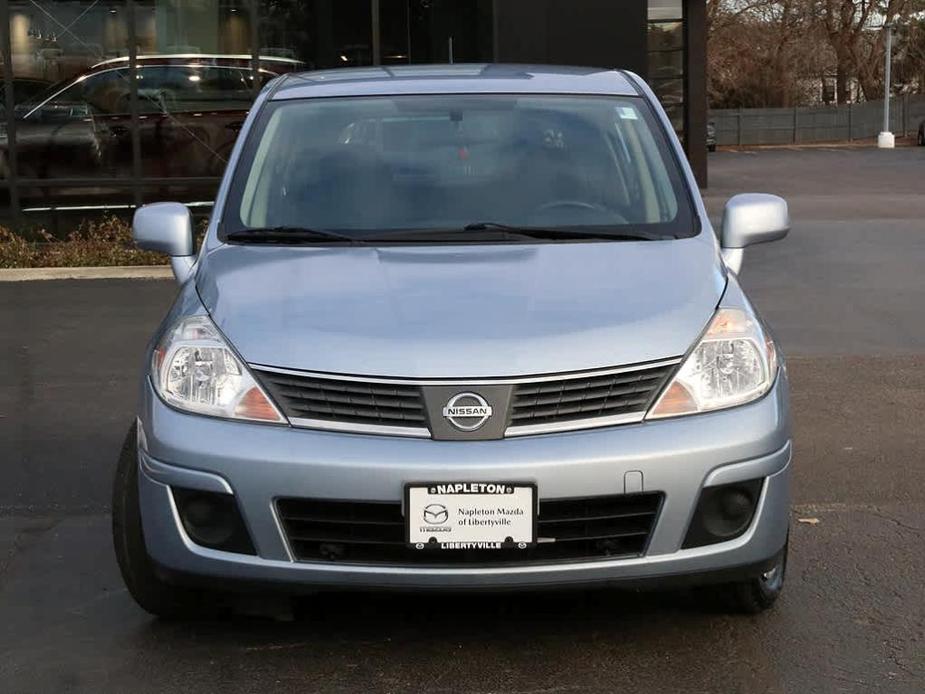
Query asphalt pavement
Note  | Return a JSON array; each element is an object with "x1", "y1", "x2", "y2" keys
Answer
[{"x1": 1, "y1": 147, "x2": 924, "y2": 693}]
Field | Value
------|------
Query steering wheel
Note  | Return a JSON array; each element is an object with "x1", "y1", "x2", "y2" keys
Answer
[
  {"x1": 534, "y1": 199, "x2": 628, "y2": 225},
  {"x1": 536, "y1": 200, "x2": 603, "y2": 214}
]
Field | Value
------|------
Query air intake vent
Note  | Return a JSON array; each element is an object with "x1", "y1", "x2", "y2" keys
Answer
[
  {"x1": 255, "y1": 359, "x2": 679, "y2": 437},
  {"x1": 256, "y1": 371, "x2": 427, "y2": 430},
  {"x1": 276, "y1": 493, "x2": 663, "y2": 566},
  {"x1": 509, "y1": 363, "x2": 674, "y2": 427}
]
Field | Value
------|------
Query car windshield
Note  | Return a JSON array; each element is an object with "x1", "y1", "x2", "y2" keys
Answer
[{"x1": 223, "y1": 93, "x2": 696, "y2": 240}]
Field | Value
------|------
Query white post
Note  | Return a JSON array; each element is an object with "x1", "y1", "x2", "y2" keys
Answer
[{"x1": 878, "y1": 22, "x2": 895, "y2": 148}]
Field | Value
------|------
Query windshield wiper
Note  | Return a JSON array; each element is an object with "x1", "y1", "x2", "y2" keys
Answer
[
  {"x1": 360, "y1": 223, "x2": 668, "y2": 243},
  {"x1": 225, "y1": 226, "x2": 365, "y2": 245},
  {"x1": 462, "y1": 222, "x2": 670, "y2": 241}
]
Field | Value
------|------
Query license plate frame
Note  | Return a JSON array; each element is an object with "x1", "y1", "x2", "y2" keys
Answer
[{"x1": 404, "y1": 482, "x2": 538, "y2": 550}]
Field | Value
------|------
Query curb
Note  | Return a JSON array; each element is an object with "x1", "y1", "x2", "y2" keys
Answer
[
  {"x1": 714, "y1": 139, "x2": 915, "y2": 152},
  {"x1": 0, "y1": 265, "x2": 173, "y2": 282}
]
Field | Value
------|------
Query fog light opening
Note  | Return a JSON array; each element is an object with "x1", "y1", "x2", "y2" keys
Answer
[
  {"x1": 172, "y1": 487, "x2": 257, "y2": 555},
  {"x1": 702, "y1": 487, "x2": 755, "y2": 539},
  {"x1": 683, "y1": 478, "x2": 764, "y2": 549},
  {"x1": 181, "y1": 494, "x2": 237, "y2": 546},
  {"x1": 719, "y1": 488, "x2": 753, "y2": 520}
]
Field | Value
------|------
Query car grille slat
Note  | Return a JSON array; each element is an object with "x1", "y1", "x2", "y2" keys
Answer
[
  {"x1": 282, "y1": 515, "x2": 404, "y2": 527},
  {"x1": 538, "y1": 521, "x2": 651, "y2": 541},
  {"x1": 539, "y1": 510, "x2": 656, "y2": 524},
  {"x1": 516, "y1": 373, "x2": 665, "y2": 398},
  {"x1": 509, "y1": 363, "x2": 674, "y2": 427},
  {"x1": 525, "y1": 385, "x2": 655, "y2": 407},
  {"x1": 276, "y1": 493, "x2": 663, "y2": 566},
  {"x1": 256, "y1": 371, "x2": 428, "y2": 429},
  {"x1": 545, "y1": 530, "x2": 651, "y2": 542},
  {"x1": 285, "y1": 532, "x2": 407, "y2": 546},
  {"x1": 265, "y1": 375, "x2": 419, "y2": 399},
  {"x1": 287, "y1": 402, "x2": 427, "y2": 421},
  {"x1": 277, "y1": 498, "x2": 403, "y2": 524},
  {"x1": 512, "y1": 397, "x2": 652, "y2": 421},
  {"x1": 275, "y1": 388, "x2": 422, "y2": 409},
  {"x1": 539, "y1": 495, "x2": 660, "y2": 520}
]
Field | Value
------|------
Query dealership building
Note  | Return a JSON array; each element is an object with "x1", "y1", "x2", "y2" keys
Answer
[{"x1": 0, "y1": 0, "x2": 705, "y2": 223}]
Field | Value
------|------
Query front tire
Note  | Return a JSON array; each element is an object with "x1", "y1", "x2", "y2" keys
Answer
[
  {"x1": 713, "y1": 540, "x2": 788, "y2": 614},
  {"x1": 112, "y1": 422, "x2": 216, "y2": 619}
]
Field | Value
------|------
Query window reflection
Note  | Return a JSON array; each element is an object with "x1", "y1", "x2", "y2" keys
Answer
[
  {"x1": 647, "y1": 1, "x2": 685, "y2": 142},
  {"x1": 380, "y1": 0, "x2": 411, "y2": 65},
  {"x1": 406, "y1": 0, "x2": 493, "y2": 64},
  {"x1": 648, "y1": 0, "x2": 683, "y2": 22},
  {"x1": 260, "y1": 0, "x2": 372, "y2": 70},
  {"x1": 129, "y1": 56, "x2": 300, "y2": 203},
  {"x1": 648, "y1": 20, "x2": 683, "y2": 53},
  {"x1": 5, "y1": 0, "x2": 130, "y2": 212},
  {"x1": 7, "y1": 1, "x2": 126, "y2": 87},
  {"x1": 135, "y1": 0, "x2": 252, "y2": 55}
]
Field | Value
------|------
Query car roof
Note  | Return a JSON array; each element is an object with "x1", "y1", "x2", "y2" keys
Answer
[{"x1": 270, "y1": 64, "x2": 640, "y2": 100}]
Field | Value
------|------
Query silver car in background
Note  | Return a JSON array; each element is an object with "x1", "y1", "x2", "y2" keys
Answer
[{"x1": 113, "y1": 65, "x2": 791, "y2": 618}]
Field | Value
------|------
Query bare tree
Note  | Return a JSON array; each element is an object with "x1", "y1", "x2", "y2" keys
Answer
[
  {"x1": 893, "y1": 15, "x2": 925, "y2": 93},
  {"x1": 812, "y1": 0, "x2": 909, "y2": 102},
  {"x1": 708, "y1": 0, "x2": 828, "y2": 107},
  {"x1": 707, "y1": 0, "x2": 925, "y2": 106}
]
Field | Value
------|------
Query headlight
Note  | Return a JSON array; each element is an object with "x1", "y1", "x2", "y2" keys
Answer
[
  {"x1": 647, "y1": 307, "x2": 777, "y2": 419},
  {"x1": 152, "y1": 315, "x2": 285, "y2": 423}
]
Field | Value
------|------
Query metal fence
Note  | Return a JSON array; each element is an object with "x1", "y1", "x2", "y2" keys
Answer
[{"x1": 710, "y1": 95, "x2": 925, "y2": 146}]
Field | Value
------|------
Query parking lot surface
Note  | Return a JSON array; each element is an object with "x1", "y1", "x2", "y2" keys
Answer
[{"x1": 2, "y1": 147, "x2": 924, "y2": 693}]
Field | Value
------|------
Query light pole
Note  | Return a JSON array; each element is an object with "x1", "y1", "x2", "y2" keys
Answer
[{"x1": 878, "y1": 21, "x2": 895, "y2": 148}]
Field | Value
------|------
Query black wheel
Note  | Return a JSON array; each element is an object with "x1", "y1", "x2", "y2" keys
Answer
[
  {"x1": 918, "y1": 129, "x2": 925, "y2": 146},
  {"x1": 713, "y1": 540, "x2": 788, "y2": 614},
  {"x1": 112, "y1": 422, "x2": 217, "y2": 619}
]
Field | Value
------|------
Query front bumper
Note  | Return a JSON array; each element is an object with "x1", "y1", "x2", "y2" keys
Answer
[{"x1": 137, "y1": 372, "x2": 791, "y2": 591}]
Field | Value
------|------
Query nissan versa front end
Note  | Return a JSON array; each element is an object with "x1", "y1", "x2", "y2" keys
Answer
[{"x1": 113, "y1": 65, "x2": 792, "y2": 618}]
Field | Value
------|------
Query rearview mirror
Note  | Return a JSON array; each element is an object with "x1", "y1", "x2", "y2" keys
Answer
[
  {"x1": 133, "y1": 202, "x2": 195, "y2": 283},
  {"x1": 720, "y1": 193, "x2": 790, "y2": 274}
]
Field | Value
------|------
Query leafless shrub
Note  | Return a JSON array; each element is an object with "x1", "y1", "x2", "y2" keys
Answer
[{"x1": 0, "y1": 216, "x2": 167, "y2": 268}]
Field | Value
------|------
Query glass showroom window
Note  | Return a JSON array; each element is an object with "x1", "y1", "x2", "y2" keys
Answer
[
  {"x1": 378, "y1": 0, "x2": 494, "y2": 65},
  {"x1": 4, "y1": 0, "x2": 132, "y2": 213},
  {"x1": 647, "y1": 0, "x2": 685, "y2": 141},
  {"x1": 1, "y1": 0, "x2": 276, "y2": 219},
  {"x1": 133, "y1": 0, "x2": 263, "y2": 206},
  {"x1": 260, "y1": 0, "x2": 372, "y2": 70}
]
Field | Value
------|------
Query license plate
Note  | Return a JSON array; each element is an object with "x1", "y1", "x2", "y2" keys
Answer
[{"x1": 405, "y1": 482, "x2": 536, "y2": 550}]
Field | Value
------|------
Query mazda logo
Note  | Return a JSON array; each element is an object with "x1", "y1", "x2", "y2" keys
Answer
[
  {"x1": 442, "y1": 392, "x2": 493, "y2": 431},
  {"x1": 423, "y1": 504, "x2": 449, "y2": 524}
]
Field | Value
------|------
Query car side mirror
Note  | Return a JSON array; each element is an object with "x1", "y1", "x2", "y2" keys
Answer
[
  {"x1": 720, "y1": 193, "x2": 790, "y2": 274},
  {"x1": 133, "y1": 202, "x2": 195, "y2": 283}
]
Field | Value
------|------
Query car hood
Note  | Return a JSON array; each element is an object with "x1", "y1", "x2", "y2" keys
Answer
[{"x1": 197, "y1": 236, "x2": 725, "y2": 378}]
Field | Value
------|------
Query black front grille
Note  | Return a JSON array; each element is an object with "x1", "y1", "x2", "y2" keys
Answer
[
  {"x1": 276, "y1": 493, "x2": 663, "y2": 566},
  {"x1": 256, "y1": 371, "x2": 427, "y2": 429},
  {"x1": 509, "y1": 363, "x2": 675, "y2": 427}
]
